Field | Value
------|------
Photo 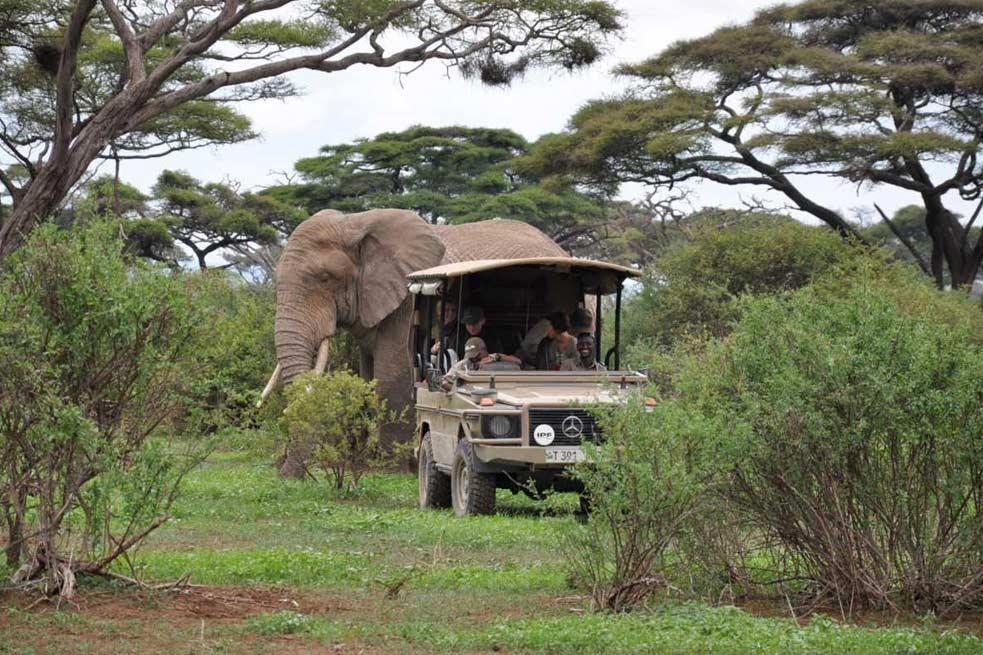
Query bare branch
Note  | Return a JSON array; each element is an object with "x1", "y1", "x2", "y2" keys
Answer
[
  {"x1": 874, "y1": 203, "x2": 931, "y2": 276},
  {"x1": 101, "y1": 0, "x2": 145, "y2": 85},
  {"x1": 0, "y1": 167, "x2": 20, "y2": 200},
  {"x1": 52, "y1": 0, "x2": 98, "y2": 165}
]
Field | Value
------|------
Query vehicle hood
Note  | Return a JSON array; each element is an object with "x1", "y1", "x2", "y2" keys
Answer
[{"x1": 471, "y1": 384, "x2": 634, "y2": 406}]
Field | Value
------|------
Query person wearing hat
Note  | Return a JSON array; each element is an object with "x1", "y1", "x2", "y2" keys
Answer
[
  {"x1": 562, "y1": 332, "x2": 606, "y2": 372},
  {"x1": 452, "y1": 305, "x2": 520, "y2": 358},
  {"x1": 440, "y1": 336, "x2": 487, "y2": 390}
]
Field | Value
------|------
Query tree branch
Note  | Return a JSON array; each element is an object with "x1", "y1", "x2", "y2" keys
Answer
[
  {"x1": 52, "y1": 0, "x2": 98, "y2": 165},
  {"x1": 874, "y1": 203, "x2": 931, "y2": 276},
  {"x1": 101, "y1": 0, "x2": 145, "y2": 85},
  {"x1": 0, "y1": 167, "x2": 20, "y2": 200}
]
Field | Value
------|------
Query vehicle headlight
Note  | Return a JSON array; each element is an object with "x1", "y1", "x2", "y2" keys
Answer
[{"x1": 481, "y1": 415, "x2": 516, "y2": 438}]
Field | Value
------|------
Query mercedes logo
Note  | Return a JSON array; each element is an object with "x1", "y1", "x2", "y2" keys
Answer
[{"x1": 561, "y1": 415, "x2": 584, "y2": 439}]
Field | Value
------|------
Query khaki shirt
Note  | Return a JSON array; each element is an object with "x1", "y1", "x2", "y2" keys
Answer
[
  {"x1": 440, "y1": 357, "x2": 481, "y2": 388},
  {"x1": 560, "y1": 358, "x2": 607, "y2": 372}
]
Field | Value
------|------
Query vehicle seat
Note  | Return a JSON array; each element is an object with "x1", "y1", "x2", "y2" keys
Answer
[
  {"x1": 481, "y1": 361, "x2": 521, "y2": 372},
  {"x1": 440, "y1": 348, "x2": 458, "y2": 373}
]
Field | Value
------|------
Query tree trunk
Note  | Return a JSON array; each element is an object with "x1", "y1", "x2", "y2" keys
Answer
[
  {"x1": 923, "y1": 199, "x2": 977, "y2": 288},
  {"x1": 0, "y1": 89, "x2": 141, "y2": 259},
  {"x1": 4, "y1": 506, "x2": 24, "y2": 568},
  {"x1": 0, "y1": 164, "x2": 74, "y2": 258}
]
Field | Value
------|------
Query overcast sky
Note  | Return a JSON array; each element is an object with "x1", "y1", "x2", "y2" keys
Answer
[{"x1": 120, "y1": 0, "x2": 955, "y2": 225}]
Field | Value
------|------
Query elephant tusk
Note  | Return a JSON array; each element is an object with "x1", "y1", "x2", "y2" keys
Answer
[
  {"x1": 313, "y1": 338, "x2": 330, "y2": 375},
  {"x1": 257, "y1": 363, "x2": 282, "y2": 408}
]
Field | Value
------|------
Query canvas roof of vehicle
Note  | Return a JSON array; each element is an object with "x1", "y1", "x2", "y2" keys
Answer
[{"x1": 406, "y1": 257, "x2": 638, "y2": 295}]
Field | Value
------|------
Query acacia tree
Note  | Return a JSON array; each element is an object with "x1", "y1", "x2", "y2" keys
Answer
[
  {"x1": 0, "y1": 0, "x2": 622, "y2": 258},
  {"x1": 150, "y1": 169, "x2": 303, "y2": 269},
  {"x1": 270, "y1": 125, "x2": 608, "y2": 251},
  {"x1": 79, "y1": 170, "x2": 304, "y2": 269},
  {"x1": 523, "y1": 0, "x2": 983, "y2": 287}
]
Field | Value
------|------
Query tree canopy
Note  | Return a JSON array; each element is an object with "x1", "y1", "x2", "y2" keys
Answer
[
  {"x1": 0, "y1": 0, "x2": 622, "y2": 258},
  {"x1": 82, "y1": 170, "x2": 305, "y2": 270},
  {"x1": 269, "y1": 125, "x2": 610, "y2": 252},
  {"x1": 522, "y1": 0, "x2": 983, "y2": 287}
]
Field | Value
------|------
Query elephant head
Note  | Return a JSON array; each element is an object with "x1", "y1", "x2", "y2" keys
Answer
[{"x1": 267, "y1": 208, "x2": 445, "y2": 391}]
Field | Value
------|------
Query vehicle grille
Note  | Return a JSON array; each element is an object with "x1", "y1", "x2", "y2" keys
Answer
[{"x1": 527, "y1": 408, "x2": 601, "y2": 446}]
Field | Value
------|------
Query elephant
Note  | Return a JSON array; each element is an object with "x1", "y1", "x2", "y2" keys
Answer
[{"x1": 262, "y1": 208, "x2": 569, "y2": 477}]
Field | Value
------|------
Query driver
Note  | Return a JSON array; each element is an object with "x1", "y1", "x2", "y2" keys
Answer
[{"x1": 562, "y1": 333, "x2": 606, "y2": 372}]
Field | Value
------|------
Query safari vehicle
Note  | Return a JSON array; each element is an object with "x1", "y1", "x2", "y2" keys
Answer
[{"x1": 407, "y1": 257, "x2": 647, "y2": 516}]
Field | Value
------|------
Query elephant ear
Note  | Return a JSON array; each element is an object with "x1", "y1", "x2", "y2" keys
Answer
[{"x1": 349, "y1": 209, "x2": 445, "y2": 328}]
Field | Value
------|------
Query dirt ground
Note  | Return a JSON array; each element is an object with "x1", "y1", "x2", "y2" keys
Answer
[{"x1": 0, "y1": 586, "x2": 392, "y2": 655}]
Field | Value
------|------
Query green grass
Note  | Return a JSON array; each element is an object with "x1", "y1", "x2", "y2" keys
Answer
[
  {"x1": 5, "y1": 449, "x2": 980, "y2": 654},
  {"x1": 241, "y1": 604, "x2": 983, "y2": 655}
]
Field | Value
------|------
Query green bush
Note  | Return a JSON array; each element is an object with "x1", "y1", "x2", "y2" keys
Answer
[
  {"x1": 281, "y1": 371, "x2": 393, "y2": 490},
  {"x1": 622, "y1": 221, "x2": 873, "y2": 357},
  {"x1": 179, "y1": 273, "x2": 277, "y2": 435},
  {"x1": 683, "y1": 274, "x2": 983, "y2": 613},
  {"x1": 563, "y1": 397, "x2": 707, "y2": 612},
  {"x1": 0, "y1": 221, "x2": 208, "y2": 594}
]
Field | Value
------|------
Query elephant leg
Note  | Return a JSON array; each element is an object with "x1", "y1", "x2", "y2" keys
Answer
[
  {"x1": 360, "y1": 347, "x2": 374, "y2": 381},
  {"x1": 371, "y1": 301, "x2": 416, "y2": 468},
  {"x1": 278, "y1": 441, "x2": 314, "y2": 479}
]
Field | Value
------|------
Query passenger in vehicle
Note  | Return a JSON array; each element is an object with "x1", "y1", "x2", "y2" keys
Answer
[
  {"x1": 440, "y1": 336, "x2": 519, "y2": 390},
  {"x1": 431, "y1": 300, "x2": 458, "y2": 354},
  {"x1": 457, "y1": 305, "x2": 521, "y2": 359},
  {"x1": 571, "y1": 307, "x2": 594, "y2": 335},
  {"x1": 562, "y1": 333, "x2": 606, "y2": 372},
  {"x1": 534, "y1": 312, "x2": 577, "y2": 371},
  {"x1": 440, "y1": 337, "x2": 487, "y2": 390}
]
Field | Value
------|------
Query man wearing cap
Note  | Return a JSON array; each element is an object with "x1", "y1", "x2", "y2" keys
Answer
[
  {"x1": 561, "y1": 333, "x2": 607, "y2": 372},
  {"x1": 453, "y1": 305, "x2": 521, "y2": 359}
]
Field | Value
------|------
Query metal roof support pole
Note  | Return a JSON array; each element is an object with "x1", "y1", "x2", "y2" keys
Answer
[
  {"x1": 594, "y1": 292, "x2": 603, "y2": 366},
  {"x1": 614, "y1": 280, "x2": 623, "y2": 371}
]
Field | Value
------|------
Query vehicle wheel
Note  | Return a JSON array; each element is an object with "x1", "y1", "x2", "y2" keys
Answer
[
  {"x1": 418, "y1": 433, "x2": 451, "y2": 509},
  {"x1": 575, "y1": 492, "x2": 592, "y2": 523},
  {"x1": 451, "y1": 442, "x2": 496, "y2": 517}
]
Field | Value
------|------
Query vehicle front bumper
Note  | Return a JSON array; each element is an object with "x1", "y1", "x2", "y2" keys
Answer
[{"x1": 471, "y1": 443, "x2": 586, "y2": 468}]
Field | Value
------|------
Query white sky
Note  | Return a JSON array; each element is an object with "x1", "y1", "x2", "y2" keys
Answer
[{"x1": 120, "y1": 0, "x2": 963, "y2": 226}]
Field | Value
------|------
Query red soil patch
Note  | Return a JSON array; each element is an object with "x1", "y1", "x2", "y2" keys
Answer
[{"x1": 0, "y1": 585, "x2": 382, "y2": 655}]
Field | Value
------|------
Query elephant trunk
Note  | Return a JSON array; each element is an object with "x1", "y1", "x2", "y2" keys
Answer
[{"x1": 275, "y1": 294, "x2": 338, "y2": 386}]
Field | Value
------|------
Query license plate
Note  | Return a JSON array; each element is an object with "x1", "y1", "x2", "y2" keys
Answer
[{"x1": 545, "y1": 447, "x2": 584, "y2": 464}]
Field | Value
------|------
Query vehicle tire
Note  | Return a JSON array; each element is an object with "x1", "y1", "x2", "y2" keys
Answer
[
  {"x1": 575, "y1": 492, "x2": 592, "y2": 523},
  {"x1": 418, "y1": 433, "x2": 451, "y2": 509},
  {"x1": 451, "y1": 442, "x2": 496, "y2": 517}
]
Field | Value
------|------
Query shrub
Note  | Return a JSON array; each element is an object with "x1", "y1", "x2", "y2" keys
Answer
[
  {"x1": 688, "y1": 276, "x2": 983, "y2": 614},
  {"x1": 562, "y1": 398, "x2": 707, "y2": 612},
  {"x1": 179, "y1": 274, "x2": 277, "y2": 435},
  {"x1": 622, "y1": 221, "x2": 873, "y2": 356},
  {"x1": 0, "y1": 221, "x2": 208, "y2": 596},
  {"x1": 280, "y1": 371, "x2": 392, "y2": 490}
]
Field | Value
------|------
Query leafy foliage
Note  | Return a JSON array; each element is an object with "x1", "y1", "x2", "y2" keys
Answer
[
  {"x1": 281, "y1": 371, "x2": 394, "y2": 490},
  {"x1": 0, "y1": 0, "x2": 623, "y2": 257},
  {"x1": 525, "y1": 0, "x2": 983, "y2": 287},
  {"x1": 687, "y1": 276, "x2": 983, "y2": 613},
  {"x1": 270, "y1": 125, "x2": 608, "y2": 252},
  {"x1": 81, "y1": 170, "x2": 306, "y2": 270},
  {"x1": 0, "y1": 220, "x2": 207, "y2": 594},
  {"x1": 622, "y1": 218, "x2": 869, "y2": 353},
  {"x1": 563, "y1": 398, "x2": 703, "y2": 611},
  {"x1": 179, "y1": 273, "x2": 278, "y2": 436}
]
